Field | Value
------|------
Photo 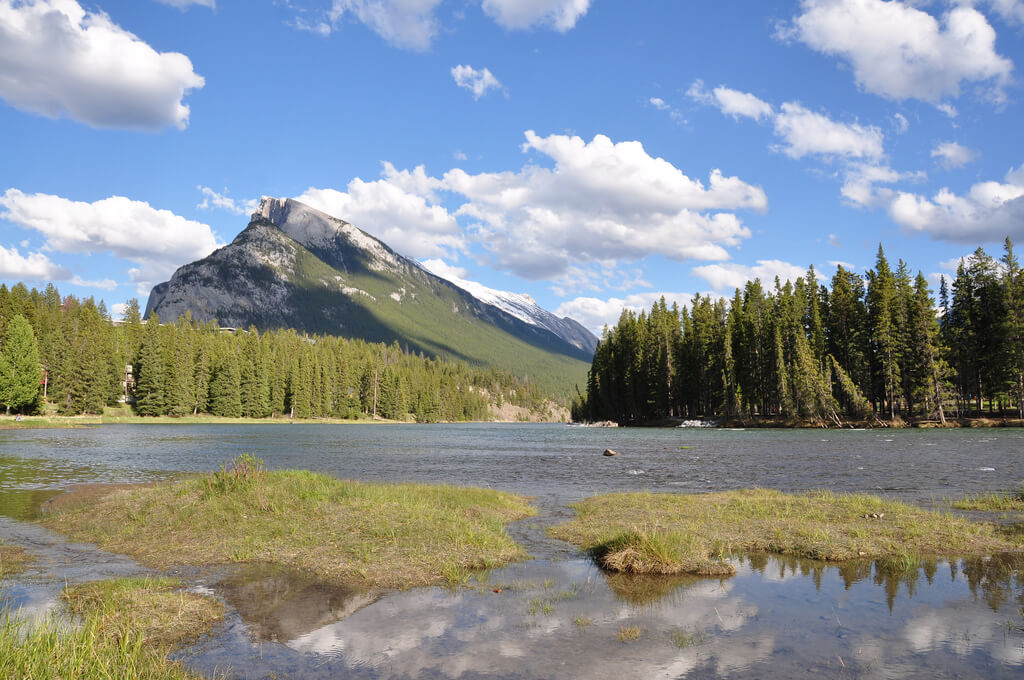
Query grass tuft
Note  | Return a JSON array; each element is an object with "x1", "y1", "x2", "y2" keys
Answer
[
  {"x1": 550, "y1": 489, "x2": 1024, "y2": 576},
  {"x1": 43, "y1": 460, "x2": 536, "y2": 589},
  {"x1": 62, "y1": 577, "x2": 224, "y2": 651},
  {"x1": 0, "y1": 541, "x2": 34, "y2": 577},
  {"x1": 0, "y1": 577, "x2": 221, "y2": 679},
  {"x1": 953, "y1": 484, "x2": 1024, "y2": 512}
]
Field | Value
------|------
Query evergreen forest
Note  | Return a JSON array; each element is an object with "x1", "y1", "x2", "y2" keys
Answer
[
  {"x1": 0, "y1": 286, "x2": 553, "y2": 421},
  {"x1": 576, "y1": 240, "x2": 1024, "y2": 425}
]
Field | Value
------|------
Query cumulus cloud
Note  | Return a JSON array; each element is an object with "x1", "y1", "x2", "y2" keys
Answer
[
  {"x1": 444, "y1": 130, "x2": 767, "y2": 278},
  {"x1": 327, "y1": 0, "x2": 443, "y2": 50},
  {"x1": 892, "y1": 113, "x2": 909, "y2": 134},
  {"x1": 555, "y1": 292, "x2": 696, "y2": 334},
  {"x1": 841, "y1": 162, "x2": 926, "y2": 207},
  {"x1": 294, "y1": 165, "x2": 464, "y2": 260},
  {"x1": 155, "y1": 0, "x2": 215, "y2": 8},
  {"x1": 323, "y1": 0, "x2": 589, "y2": 48},
  {"x1": 988, "y1": 0, "x2": 1024, "y2": 25},
  {"x1": 0, "y1": 244, "x2": 69, "y2": 281},
  {"x1": 451, "y1": 65, "x2": 502, "y2": 99},
  {"x1": 0, "y1": 189, "x2": 223, "y2": 292},
  {"x1": 886, "y1": 165, "x2": 1024, "y2": 243},
  {"x1": 690, "y1": 82, "x2": 883, "y2": 160},
  {"x1": 70, "y1": 275, "x2": 117, "y2": 290},
  {"x1": 931, "y1": 141, "x2": 979, "y2": 169},
  {"x1": 692, "y1": 259, "x2": 813, "y2": 294},
  {"x1": 687, "y1": 80, "x2": 773, "y2": 121},
  {"x1": 781, "y1": 0, "x2": 1013, "y2": 107},
  {"x1": 480, "y1": 0, "x2": 590, "y2": 31},
  {"x1": 419, "y1": 258, "x2": 467, "y2": 280},
  {"x1": 0, "y1": 0, "x2": 205, "y2": 131},
  {"x1": 773, "y1": 103, "x2": 884, "y2": 159},
  {"x1": 197, "y1": 186, "x2": 258, "y2": 216}
]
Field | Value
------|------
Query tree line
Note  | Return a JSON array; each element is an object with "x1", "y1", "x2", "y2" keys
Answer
[
  {"x1": 575, "y1": 239, "x2": 1024, "y2": 425},
  {"x1": 0, "y1": 285, "x2": 552, "y2": 421}
]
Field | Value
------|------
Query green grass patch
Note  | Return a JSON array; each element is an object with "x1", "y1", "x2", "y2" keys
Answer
[
  {"x1": 952, "y1": 485, "x2": 1024, "y2": 512},
  {"x1": 43, "y1": 455, "x2": 536, "y2": 588},
  {"x1": 549, "y1": 489, "x2": 1024, "y2": 576},
  {"x1": 0, "y1": 577, "x2": 220, "y2": 679},
  {"x1": 0, "y1": 540, "x2": 33, "y2": 577}
]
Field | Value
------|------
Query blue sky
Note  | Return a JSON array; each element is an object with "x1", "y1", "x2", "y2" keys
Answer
[{"x1": 1, "y1": 0, "x2": 1023, "y2": 333}]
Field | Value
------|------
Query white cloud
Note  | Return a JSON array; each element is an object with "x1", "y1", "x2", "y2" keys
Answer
[
  {"x1": 480, "y1": 0, "x2": 590, "y2": 31},
  {"x1": 689, "y1": 82, "x2": 883, "y2": 160},
  {"x1": 197, "y1": 186, "x2": 259, "y2": 216},
  {"x1": 155, "y1": 0, "x2": 215, "y2": 8},
  {"x1": 0, "y1": 0, "x2": 205, "y2": 131},
  {"x1": 328, "y1": 0, "x2": 443, "y2": 50},
  {"x1": 0, "y1": 189, "x2": 223, "y2": 291},
  {"x1": 687, "y1": 80, "x2": 773, "y2": 121},
  {"x1": 294, "y1": 165, "x2": 464, "y2": 260},
  {"x1": 444, "y1": 130, "x2": 767, "y2": 278},
  {"x1": 451, "y1": 64, "x2": 502, "y2": 100},
  {"x1": 841, "y1": 162, "x2": 926, "y2": 207},
  {"x1": 692, "y1": 259, "x2": 812, "y2": 294},
  {"x1": 887, "y1": 165, "x2": 1024, "y2": 243},
  {"x1": 649, "y1": 97, "x2": 669, "y2": 110},
  {"x1": 988, "y1": 0, "x2": 1024, "y2": 25},
  {"x1": 0, "y1": 244, "x2": 69, "y2": 281},
  {"x1": 319, "y1": 0, "x2": 588, "y2": 48},
  {"x1": 828, "y1": 234, "x2": 842, "y2": 248},
  {"x1": 931, "y1": 141, "x2": 979, "y2": 169},
  {"x1": 70, "y1": 275, "x2": 117, "y2": 290},
  {"x1": 782, "y1": 0, "x2": 1013, "y2": 107},
  {"x1": 892, "y1": 113, "x2": 909, "y2": 134},
  {"x1": 555, "y1": 292, "x2": 696, "y2": 334},
  {"x1": 773, "y1": 102, "x2": 884, "y2": 160},
  {"x1": 420, "y1": 258, "x2": 467, "y2": 280},
  {"x1": 453, "y1": 150, "x2": 468, "y2": 161}
]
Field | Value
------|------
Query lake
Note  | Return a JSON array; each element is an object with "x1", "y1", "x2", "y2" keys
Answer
[{"x1": 2, "y1": 424, "x2": 1023, "y2": 678}]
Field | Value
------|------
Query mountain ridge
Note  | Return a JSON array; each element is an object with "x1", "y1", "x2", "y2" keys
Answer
[{"x1": 146, "y1": 198, "x2": 595, "y2": 396}]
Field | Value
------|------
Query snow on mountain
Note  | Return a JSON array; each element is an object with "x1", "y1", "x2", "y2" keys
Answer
[{"x1": 422, "y1": 260, "x2": 597, "y2": 355}]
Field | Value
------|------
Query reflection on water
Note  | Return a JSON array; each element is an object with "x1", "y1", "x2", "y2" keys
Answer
[{"x1": 173, "y1": 555, "x2": 1024, "y2": 679}]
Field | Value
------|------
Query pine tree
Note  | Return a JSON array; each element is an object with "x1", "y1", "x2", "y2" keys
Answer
[
  {"x1": 1001, "y1": 238, "x2": 1024, "y2": 418},
  {"x1": 0, "y1": 314, "x2": 42, "y2": 414},
  {"x1": 134, "y1": 315, "x2": 167, "y2": 416}
]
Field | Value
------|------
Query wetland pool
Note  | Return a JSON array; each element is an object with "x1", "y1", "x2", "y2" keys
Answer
[{"x1": 1, "y1": 424, "x2": 1023, "y2": 678}]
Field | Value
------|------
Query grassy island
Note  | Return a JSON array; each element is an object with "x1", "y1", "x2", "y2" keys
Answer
[
  {"x1": 1, "y1": 577, "x2": 220, "y2": 679},
  {"x1": 550, "y1": 489, "x2": 1024, "y2": 576},
  {"x1": 43, "y1": 455, "x2": 536, "y2": 588}
]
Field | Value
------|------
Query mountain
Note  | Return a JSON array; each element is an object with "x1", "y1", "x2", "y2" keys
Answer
[
  {"x1": 146, "y1": 198, "x2": 595, "y2": 396},
  {"x1": 424, "y1": 269, "x2": 597, "y2": 355}
]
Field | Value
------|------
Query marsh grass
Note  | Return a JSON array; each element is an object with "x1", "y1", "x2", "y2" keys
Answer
[
  {"x1": 549, "y1": 489, "x2": 1024, "y2": 576},
  {"x1": 0, "y1": 540, "x2": 33, "y2": 577},
  {"x1": 43, "y1": 456, "x2": 536, "y2": 588},
  {"x1": 953, "y1": 485, "x2": 1024, "y2": 512},
  {"x1": 0, "y1": 577, "x2": 221, "y2": 680},
  {"x1": 62, "y1": 577, "x2": 224, "y2": 650},
  {"x1": 617, "y1": 624, "x2": 642, "y2": 642},
  {"x1": 670, "y1": 627, "x2": 707, "y2": 648}
]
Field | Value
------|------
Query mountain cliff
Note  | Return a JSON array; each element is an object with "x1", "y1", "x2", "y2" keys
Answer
[{"x1": 146, "y1": 198, "x2": 595, "y2": 395}]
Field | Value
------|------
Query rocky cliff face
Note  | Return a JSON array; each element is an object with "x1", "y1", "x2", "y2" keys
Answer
[{"x1": 146, "y1": 198, "x2": 595, "y2": 385}]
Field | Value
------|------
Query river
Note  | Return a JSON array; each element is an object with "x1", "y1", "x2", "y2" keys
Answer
[{"x1": 1, "y1": 424, "x2": 1023, "y2": 678}]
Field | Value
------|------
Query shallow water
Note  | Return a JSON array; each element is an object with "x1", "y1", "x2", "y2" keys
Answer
[{"x1": 1, "y1": 424, "x2": 1023, "y2": 678}]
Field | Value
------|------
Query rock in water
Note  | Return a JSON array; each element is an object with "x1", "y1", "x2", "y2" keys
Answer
[{"x1": 603, "y1": 449, "x2": 619, "y2": 457}]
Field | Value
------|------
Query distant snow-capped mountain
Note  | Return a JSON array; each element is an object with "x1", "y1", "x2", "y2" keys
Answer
[{"x1": 422, "y1": 265, "x2": 597, "y2": 355}]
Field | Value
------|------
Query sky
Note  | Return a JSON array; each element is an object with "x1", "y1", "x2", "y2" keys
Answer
[{"x1": 1, "y1": 0, "x2": 1023, "y2": 335}]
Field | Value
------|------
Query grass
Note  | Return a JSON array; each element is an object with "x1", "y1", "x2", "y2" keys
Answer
[
  {"x1": 670, "y1": 627, "x2": 707, "y2": 648},
  {"x1": 0, "y1": 577, "x2": 221, "y2": 680},
  {"x1": 952, "y1": 484, "x2": 1024, "y2": 512},
  {"x1": 43, "y1": 455, "x2": 536, "y2": 588},
  {"x1": 62, "y1": 577, "x2": 224, "y2": 650},
  {"x1": 549, "y1": 489, "x2": 1024, "y2": 576},
  {"x1": 0, "y1": 540, "x2": 34, "y2": 577},
  {"x1": 617, "y1": 624, "x2": 642, "y2": 642}
]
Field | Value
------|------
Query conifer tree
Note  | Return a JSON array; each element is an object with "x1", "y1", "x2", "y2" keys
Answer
[{"x1": 0, "y1": 314, "x2": 41, "y2": 414}]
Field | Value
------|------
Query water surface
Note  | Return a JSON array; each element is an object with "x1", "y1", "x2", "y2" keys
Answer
[{"x1": 1, "y1": 424, "x2": 1022, "y2": 678}]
